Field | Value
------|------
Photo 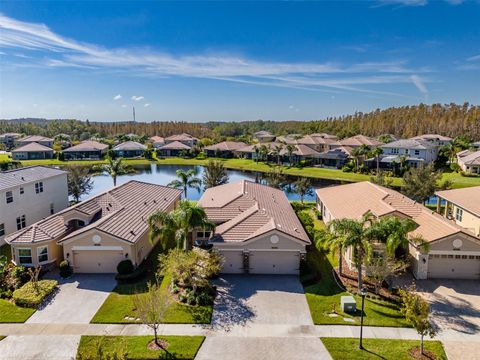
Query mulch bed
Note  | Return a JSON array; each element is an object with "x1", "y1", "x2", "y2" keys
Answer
[
  {"x1": 147, "y1": 339, "x2": 169, "y2": 351},
  {"x1": 408, "y1": 346, "x2": 438, "y2": 360}
]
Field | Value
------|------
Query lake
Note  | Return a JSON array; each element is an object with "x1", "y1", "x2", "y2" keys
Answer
[{"x1": 86, "y1": 164, "x2": 342, "y2": 202}]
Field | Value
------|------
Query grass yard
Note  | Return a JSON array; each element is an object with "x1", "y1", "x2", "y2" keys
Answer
[
  {"x1": 304, "y1": 248, "x2": 409, "y2": 327},
  {"x1": 77, "y1": 335, "x2": 205, "y2": 360},
  {"x1": 0, "y1": 299, "x2": 35, "y2": 323},
  {"x1": 91, "y1": 244, "x2": 213, "y2": 324},
  {"x1": 321, "y1": 338, "x2": 447, "y2": 360},
  {"x1": 0, "y1": 244, "x2": 12, "y2": 262}
]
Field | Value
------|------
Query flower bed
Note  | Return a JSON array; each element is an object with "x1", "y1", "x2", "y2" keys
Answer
[{"x1": 12, "y1": 280, "x2": 57, "y2": 308}]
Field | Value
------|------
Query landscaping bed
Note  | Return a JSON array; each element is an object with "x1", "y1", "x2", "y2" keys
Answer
[
  {"x1": 321, "y1": 338, "x2": 447, "y2": 360},
  {"x1": 76, "y1": 335, "x2": 205, "y2": 360},
  {"x1": 12, "y1": 279, "x2": 57, "y2": 308}
]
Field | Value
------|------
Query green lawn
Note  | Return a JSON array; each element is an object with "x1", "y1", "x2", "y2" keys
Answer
[
  {"x1": 91, "y1": 245, "x2": 213, "y2": 324},
  {"x1": 77, "y1": 335, "x2": 205, "y2": 360},
  {"x1": 304, "y1": 248, "x2": 409, "y2": 327},
  {"x1": 0, "y1": 244, "x2": 12, "y2": 262},
  {"x1": 321, "y1": 338, "x2": 447, "y2": 360},
  {"x1": 0, "y1": 336, "x2": 5, "y2": 341},
  {"x1": 0, "y1": 299, "x2": 35, "y2": 323}
]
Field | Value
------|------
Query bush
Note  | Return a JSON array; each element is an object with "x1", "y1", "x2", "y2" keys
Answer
[
  {"x1": 297, "y1": 211, "x2": 314, "y2": 229},
  {"x1": 187, "y1": 292, "x2": 196, "y2": 305},
  {"x1": 116, "y1": 259, "x2": 134, "y2": 275},
  {"x1": 59, "y1": 260, "x2": 73, "y2": 278},
  {"x1": 115, "y1": 266, "x2": 147, "y2": 282},
  {"x1": 13, "y1": 280, "x2": 57, "y2": 308},
  {"x1": 196, "y1": 292, "x2": 213, "y2": 306}
]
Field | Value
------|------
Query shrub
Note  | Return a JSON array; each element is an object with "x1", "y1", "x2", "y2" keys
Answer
[
  {"x1": 13, "y1": 280, "x2": 57, "y2": 308},
  {"x1": 116, "y1": 259, "x2": 134, "y2": 275},
  {"x1": 115, "y1": 266, "x2": 147, "y2": 282},
  {"x1": 187, "y1": 292, "x2": 196, "y2": 305},
  {"x1": 196, "y1": 292, "x2": 213, "y2": 306},
  {"x1": 178, "y1": 293, "x2": 187, "y2": 303},
  {"x1": 59, "y1": 260, "x2": 73, "y2": 278},
  {"x1": 297, "y1": 211, "x2": 314, "y2": 229}
]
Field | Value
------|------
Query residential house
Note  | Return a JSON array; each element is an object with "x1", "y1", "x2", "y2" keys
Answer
[
  {"x1": 11, "y1": 143, "x2": 54, "y2": 160},
  {"x1": 5, "y1": 181, "x2": 182, "y2": 272},
  {"x1": 316, "y1": 146, "x2": 352, "y2": 168},
  {"x1": 436, "y1": 186, "x2": 480, "y2": 237},
  {"x1": 0, "y1": 166, "x2": 69, "y2": 245},
  {"x1": 113, "y1": 141, "x2": 147, "y2": 158},
  {"x1": 63, "y1": 140, "x2": 109, "y2": 160},
  {"x1": 149, "y1": 136, "x2": 165, "y2": 149},
  {"x1": 0, "y1": 133, "x2": 22, "y2": 150},
  {"x1": 377, "y1": 139, "x2": 439, "y2": 168},
  {"x1": 410, "y1": 134, "x2": 452, "y2": 147},
  {"x1": 16, "y1": 135, "x2": 54, "y2": 148},
  {"x1": 316, "y1": 182, "x2": 480, "y2": 279},
  {"x1": 457, "y1": 149, "x2": 480, "y2": 174},
  {"x1": 198, "y1": 180, "x2": 310, "y2": 274},
  {"x1": 204, "y1": 141, "x2": 247, "y2": 158},
  {"x1": 279, "y1": 144, "x2": 321, "y2": 164},
  {"x1": 164, "y1": 133, "x2": 198, "y2": 147},
  {"x1": 254, "y1": 131, "x2": 276, "y2": 143},
  {"x1": 157, "y1": 141, "x2": 192, "y2": 157},
  {"x1": 333, "y1": 135, "x2": 383, "y2": 149},
  {"x1": 235, "y1": 142, "x2": 282, "y2": 161}
]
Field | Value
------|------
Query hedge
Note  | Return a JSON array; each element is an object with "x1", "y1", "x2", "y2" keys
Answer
[{"x1": 12, "y1": 280, "x2": 58, "y2": 308}]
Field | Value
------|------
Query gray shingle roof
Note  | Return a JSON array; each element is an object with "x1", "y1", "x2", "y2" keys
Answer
[
  {"x1": 0, "y1": 166, "x2": 67, "y2": 192},
  {"x1": 113, "y1": 141, "x2": 147, "y2": 151},
  {"x1": 63, "y1": 140, "x2": 109, "y2": 152},
  {"x1": 381, "y1": 139, "x2": 435, "y2": 150}
]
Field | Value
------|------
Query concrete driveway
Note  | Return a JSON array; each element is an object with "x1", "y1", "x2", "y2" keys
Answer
[
  {"x1": 27, "y1": 273, "x2": 116, "y2": 324},
  {"x1": 0, "y1": 336, "x2": 80, "y2": 360}
]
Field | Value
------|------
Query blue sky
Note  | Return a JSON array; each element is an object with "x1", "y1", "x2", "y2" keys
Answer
[{"x1": 0, "y1": 1, "x2": 479, "y2": 122}]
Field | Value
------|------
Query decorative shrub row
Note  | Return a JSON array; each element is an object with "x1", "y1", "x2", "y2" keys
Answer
[{"x1": 12, "y1": 280, "x2": 58, "y2": 308}]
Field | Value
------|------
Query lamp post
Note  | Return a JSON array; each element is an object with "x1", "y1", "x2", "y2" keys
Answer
[{"x1": 359, "y1": 287, "x2": 367, "y2": 350}]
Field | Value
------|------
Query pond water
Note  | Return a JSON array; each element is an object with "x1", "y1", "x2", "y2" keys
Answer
[{"x1": 86, "y1": 164, "x2": 343, "y2": 202}]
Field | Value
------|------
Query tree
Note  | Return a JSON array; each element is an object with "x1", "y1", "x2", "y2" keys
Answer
[
  {"x1": 371, "y1": 147, "x2": 384, "y2": 173},
  {"x1": 99, "y1": 157, "x2": 129, "y2": 187},
  {"x1": 148, "y1": 200, "x2": 215, "y2": 250},
  {"x1": 402, "y1": 164, "x2": 442, "y2": 204},
  {"x1": 167, "y1": 169, "x2": 202, "y2": 198},
  {"x1": 367, "y1": 216, "x2": 418, "y2": 257},
  {"x1": 253, "y1": 145, "x2": 260, "y2": 162},
  {"x1": 202, "y1": 160, "x2": 229, "y2": 189},
  {"x1": 272, "y1": 144, "x2": 283, "y2": 165},
  {"x1": 399, "y1": 287, "x2": 436, "y2": 356},
  {"x1": 67, "y1": 166, "x2": 93, "y2": 203},
  {"x1": 286, "y1": 144, "x2": 295, "y2": 165},
  {"x1": 369, "y1": 171, "x2": 393, "y2": 188},
  {"x1": 368, "y1": 257, "x2": 409, "y2": 295},
  {"x1": 133, "y1": 281, "x2": 173, "y2": 351},
  {"x1": 293, "y1": 177, "x2": 313, "y2": 204},
  {"x1": 265, "y1": 167, "x2": 286, "y2": 189}
]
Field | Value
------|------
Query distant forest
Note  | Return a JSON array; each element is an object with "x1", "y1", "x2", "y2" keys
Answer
[{"x1": 1, "y1": 103, "x2": 479, "y2": 141}]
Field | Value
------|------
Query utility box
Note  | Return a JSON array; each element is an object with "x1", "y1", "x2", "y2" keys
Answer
[{"x1": 341, "y1": 296, "x2": 357, "y2": 313}]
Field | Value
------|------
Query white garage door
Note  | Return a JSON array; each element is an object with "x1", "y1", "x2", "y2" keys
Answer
[
  {"x1": 249, "y1": 250, "x2": 300, "y2": 275},
  {"x1": 220, "y1": 250, "x2": 244, "y2": 274},
  {"x1": 73, "y1": 250, "x2": 124, "y2": 273},
  {"x1": 428, "y1": 254, "x2": 480, "y2": 279}
]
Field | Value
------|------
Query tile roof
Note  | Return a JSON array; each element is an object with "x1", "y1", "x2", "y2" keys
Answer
[
  {"x1": 315, "y1": 181, "x2": 476, "y2": 243},
  {"x1": 113, "y1": 141, "x2": 147, "y2": 151},
  {"x1": 338, "y1": 135, "x2": 383, "y2": 147},
  {"x1": 63, "y1": 140, "x2": 109, "y2": 152},
  {"x1": 158, "y1": 140, "x2": 192, "y2": 150},
  {"x1": 381, "y1": 139, "x2": 435, "y2": 150},
  {"x1": 198, "y1": 180, "x2": 310, "y2": 244},
  {"x1": 436, "y1": 186, "x2": 480, "y2": 217},
  {"x1": 165, "y1": 133, "x2": 198, "y2": 141},
  {"x1": 204, "y1": 141, "x2": 247, "y2": 151},
  {"x1": 458, "y1": 150, "x2": 480, "y2": 166},
  {"x1": 18, "y1": 135, "x2": 54, "y2": 143},
  {"x1": 254, "y1": 131, "x2": 275, "y2": 137},
  {"x1": 11, "y1": 142, "x2": 53, "y2": 152},
  {"x1": 5, "y1": 180, "x2": 182, "y2": 244},
  {"x1": 0, "y1": 166, "x2": 67, "y2": 191},
  {"x1": 150, "y1": 136, "x2": 165, "y2": 143},
  {"x1": 411, "y1": 134, "x2": 453, "y2": 142}
]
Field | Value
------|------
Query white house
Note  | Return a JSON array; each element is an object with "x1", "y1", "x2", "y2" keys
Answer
[
  {"x1": 380, "y1": 139, "x2": 438, "y2": 167},
  {"x1": 410, "y1": 134, "x2": 452, "y2": 147},
  {"x1": 0, "y1": 166, "x2": 69, "y2": 245}
]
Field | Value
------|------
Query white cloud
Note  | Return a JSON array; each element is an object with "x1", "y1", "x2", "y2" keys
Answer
[
  {"x1": 376, "y1": 0, "x2": 463, "y2": 6},
  {"x1": 113, "y1": 94, "x2": 122, "y2": 100},
  {"x1": 467, "y1": 54, "x2": 480, "y2": 62},
  {"x1": 121, "y1": 104, "x2": 127, "y2": 108},
  {"x1": 0, "y1": 13, "x2": 431, "y2": 96},
  {"x1": 410, "y1": 75, "x2": 428, "y2": 94},
  {"x1": 144, "y1": 103, "x2": 150, "y2": 107}
]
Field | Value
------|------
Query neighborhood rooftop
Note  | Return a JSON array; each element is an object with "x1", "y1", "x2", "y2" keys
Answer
[
  {"x1": 63, "y1": 140, "x2": 109, "y2": 152},
  {"x1": 0, "y1": 166, "x2": 67, "y2": 192},
  {"x1": 113, "y1": 141, "x2": 147, "y2": 151},
  {"x1": 18, "y1": 135, "x2": 54, "y2": 142},
  {"x1": 199, "y1": 180, "x2": 310, "y2": 244},
  {"x1": 5, "y1": 180, "x2": 182, "y2": 244},
  {"x1": 380, "y1": 139, "x2": 436, "y2": 150},
  {"x1": 436, "y1": 186, "x2": 480, "y2": 217},
  {"x1": 11, "y1": 142, "x2": 53, "y2": 152}
]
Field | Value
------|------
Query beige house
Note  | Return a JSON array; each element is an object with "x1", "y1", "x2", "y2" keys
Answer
[
  {"x1": 316, "y1": 182, "x2": 480, "y2": 280},
  {"x1": 164, "y1": 133, "x2": 199, "y2": 147},
  {"x1": 436, "y1": 186, "x2": 480, "y2": 236},
  {"x1": 198, "y1": 180, "x2": 310, "y2": 275},
  {"x1": 5, "y1": 181, "x2": 182, "y2": 273},
  {"x1": 457, "y1": 149, "x2": 480, "y2": 174}
]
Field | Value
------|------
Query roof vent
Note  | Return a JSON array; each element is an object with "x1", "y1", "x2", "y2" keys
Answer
[
  {"x1": 164, "y1": 197, "x2": 167, "y2": 201},
  {"x1": 130, "y1": 230, "x2": 135, "y2": 236},
  {"x1": 294, "y1": 227, "x2": 299, "y2": 232},
  {"x1": 21, "y1": 176, "x2": 25, "y2": 181},
  {"x1": 153, "y1": 199, "x2": 157, "y2": 204},
  {"x1": 108, "y1": 203, "x2": 112, "y2": 207},
  {"x1": 144, "y1": 201, "x2": 147, "y2": 206}
]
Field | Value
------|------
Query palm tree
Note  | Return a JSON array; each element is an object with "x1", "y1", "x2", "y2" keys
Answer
[
  {"x1": 168, "y1": 168, "x2": 202, "y2": 198},
  {"x1": 148, "y1": 200, "x2": 215, "y2": 250},
  {"x1": 272, "y1": 144, "x2": 284, "y2": 165},
  {"x1": 286, "y1": 144, "x2": 295, "y2": 166},
  {"x1": 293, "y1": 177, "x2": 313, "y2": 204},
  {"x1": 203, "y1": 160, "x2": 229, "y2": 189},
  {"x1": 351, "y1": 147, "x2": 362, "y2": 169},
  {"x1": 253, "y1": 145, "x2": 260, "y2": 162},
  {"x1": 100, "y1": 157, "x2": 128, "y2": 187},
  {"x1": 259, "y1": 144, "x2": 269, "y2": 162},
  {"x1": 366, "y1": 216, "x2": 418, "y2": 256},
  {"x1": 265, "y1": 167, "x2": 286, "y2": 189},
  {"x1": 372, "y1": 147, "x2": 384, "y2": 173}
]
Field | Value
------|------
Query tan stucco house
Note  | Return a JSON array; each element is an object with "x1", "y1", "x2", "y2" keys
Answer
[
  {"x1": 316, "y1": 182, "x2": 480, "y2": 280},
  {"x1": 5, "y1": 181, "x2": 182, "y2": 273},
  {"x1": 436, "y1": 186, "x2": 480, "y2": 237},
  {"x1": 198, "y1": 180, "x2": 310, "y2": 275}
]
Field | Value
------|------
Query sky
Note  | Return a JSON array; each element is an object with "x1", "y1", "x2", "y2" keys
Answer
[{"x1": 0, "y1": 1, "x2": 479, "y2": 123}]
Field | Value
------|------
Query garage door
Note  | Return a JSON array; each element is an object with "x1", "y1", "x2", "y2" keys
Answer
[
  {"x1": 73, "y1": 250, "x2": 124, "y2": 273},
  {"x1": 220, "y1": 250, "x2": 244, "y2": 274},
  {"x1": 249, "y1": 250, "x2": 300, "y2": 275},
  {"x1": 428, "y1": 254, "x2": 480, "y2": 279}
]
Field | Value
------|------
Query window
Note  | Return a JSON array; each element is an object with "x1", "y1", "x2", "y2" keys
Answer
[
  {"x1": 16, "y1": 215, "x2": 26, "y2": 230},
  {"x1": 50, "y1": 203, "x2": 54, "y2": 215},
  {"x1": 37, "y1": 246, "x2": 48, "y2": 263},
  {"x1": 405, "y1": 149, "x2": 409, "y2": 154},
  {"x1": 196, "y1": 230, "x2": 211, "y2": 239},
  {"x1": 35, "y1": 182, "x2": 44, "y2": 194},
  {"x1": 391, "y1": 148, "x2": 399, "y2": 154},
  {"x1": 456, "y1": 208, "x2": 463, "y2": 222},
  {"x1": 19, "y1": 187, "x2": 24, "y2": 195},
  {"x1": 0, "y1": 223, "x2": 4, "y2": 237},
  {"x1": 18, "y1": 248, "x2": 32, "y2": 265},
  {"x1": 6, "y1": 191, "x2": 13, "y2": 204},
  {"x1": 414, "y1": 150, "x2": 420, "y2": 156}
]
